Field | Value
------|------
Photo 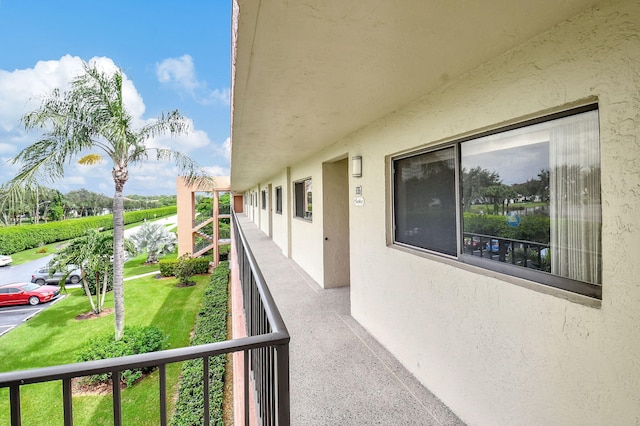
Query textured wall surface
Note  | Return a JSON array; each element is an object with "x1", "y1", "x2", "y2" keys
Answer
[
  {"x1": 247, "y1": 0, "x2": 640, "y2": 424},
  {"x1": 347, "y1": 1, "x2": 640, "y2": 425}
]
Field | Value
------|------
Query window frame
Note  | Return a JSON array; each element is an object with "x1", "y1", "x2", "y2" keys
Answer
[
  {"x1": 391, "y1": 104, "x2": 602, "y2": 300},
  {"x1": 275, "y1": 186, "x2": 283, "y2": 214},
  {"x1": 294, "y1": 178, "x2": 312, "y2": 221}
]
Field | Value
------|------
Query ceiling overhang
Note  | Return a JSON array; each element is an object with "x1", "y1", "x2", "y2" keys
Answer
[{"x1": 230, "y1": 0, "x2": 602, "y2": 191}]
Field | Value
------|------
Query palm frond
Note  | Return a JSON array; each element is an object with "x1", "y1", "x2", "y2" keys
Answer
[{"x1": 78, "y1": 154, "x2": 104, "y2": 165}]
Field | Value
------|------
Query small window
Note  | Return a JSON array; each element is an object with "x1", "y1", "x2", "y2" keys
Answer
[
  {"x1": 294, "y1": 178, "x2": 312, "y2": 220},
  {"x1": 393, "y1": 106, "x2": 601, "y2": 299},
  {"x1": 261, "y1": 190, "x2": 267, "y2": 210},
  {"x1": 275, "y1": 186, "x2": 283, "y2": 214}
]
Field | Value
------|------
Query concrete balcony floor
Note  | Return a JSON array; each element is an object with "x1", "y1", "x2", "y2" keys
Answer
[{"x1": 237, "y1": 214, "x2": 465, "y2": 425}]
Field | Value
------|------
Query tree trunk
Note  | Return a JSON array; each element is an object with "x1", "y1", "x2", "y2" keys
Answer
[
  {"x1": 100, "y1": 264, "x2": 109, "y2": 312},
  {"x1": 112, "y1": 176, "x2": 126, "y2": 340},
  {"x1": 81, "y1": 269, "x2": 98, "y2": 314}
]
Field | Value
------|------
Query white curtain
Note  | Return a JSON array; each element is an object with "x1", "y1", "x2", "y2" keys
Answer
[{"x1": 549, "y1": 110, "x2": 601, "y2": 284}]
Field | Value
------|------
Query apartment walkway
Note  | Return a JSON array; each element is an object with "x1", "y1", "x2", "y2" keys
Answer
[{"x1": 237, "y1": 215, "x2": 465, "y2": 426}]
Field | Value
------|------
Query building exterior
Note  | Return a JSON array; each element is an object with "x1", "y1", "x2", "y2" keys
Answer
[
  {"x1": 176, "y1": 176, "x2": 231, "y2": 265},
  {"x1": 230, "y1": 1, "x2": 640, "y2": 425}
]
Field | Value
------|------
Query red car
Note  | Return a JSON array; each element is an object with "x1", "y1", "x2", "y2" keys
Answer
[{"x1": 0, "y1": 282, "x2": 60, "y2": 306}]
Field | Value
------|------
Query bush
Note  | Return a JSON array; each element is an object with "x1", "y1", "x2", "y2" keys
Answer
[
  {"x1": 159, "y1": 257, "x2": 210, "y2": 277},
  {"x1": 76, "y1": 325, "x2": 168, "y2": 387},
  {"x1": 159, "y1": 259, "x2": 176, "y2": 277},
  {"x1": 175, "y1": 254, "x2": 196, "y2": 285},
  {"x1": 85, "y1": 264, "x2": 114, "y2": 295},
  {"x1": 171, "y1": 261, "x2": 229, "y2": 426}
]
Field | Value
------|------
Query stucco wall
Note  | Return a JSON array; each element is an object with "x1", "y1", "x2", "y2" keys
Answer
[
  {"x1": 289, "y1": 160, "x2": 324, "y2": 285},
  {"x1": 344, "y1": 1, "x2": 640, "y2": 425},
  {"x1": 240, "y1": 1, "x2": 640, "y2": 424},
  {"x1": 271, "y1": 169, "x2": 290, "y2": 256}
]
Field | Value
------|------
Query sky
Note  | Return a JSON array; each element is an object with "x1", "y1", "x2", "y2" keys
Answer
[{"x1": 0, "y1": 0, "x2": 231, "y2": 196}]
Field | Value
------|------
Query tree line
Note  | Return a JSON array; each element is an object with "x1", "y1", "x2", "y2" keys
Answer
[{"x1": 0, "y1": 185, "x2": 177, "y2": 226}]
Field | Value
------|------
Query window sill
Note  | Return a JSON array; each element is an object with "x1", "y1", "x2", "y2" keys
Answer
[{"x1": 389, "y1": 242, "x2": 601, "y2": 309}]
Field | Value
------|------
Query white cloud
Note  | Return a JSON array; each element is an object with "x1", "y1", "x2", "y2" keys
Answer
[
  {"x1": 156, "y1": 54, "x2": 202, "y2": 93},
  {"x1": 149, "y1": 118, "x2": 211, "y2": 152},
  {"x1": 204, "y1": 165, "x2": 229, "y2": 176},
  {"x1": 0, "y1": 55, "x2": 222, "y2": 196},
  {"x1": 156, "y1": 55, "x2": 230, "y2": 105}
]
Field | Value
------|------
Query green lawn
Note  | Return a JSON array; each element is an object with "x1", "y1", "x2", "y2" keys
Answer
[
  {"x1": 0, "y1": 273, "x2": 210, "y2": 425},
  {"x1": 123, "y1": 250, "x2": 178, "y2": 278}
]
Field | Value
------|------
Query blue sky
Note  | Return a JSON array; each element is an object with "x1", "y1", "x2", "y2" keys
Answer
[{"x1": 0, "y1": 0, "x2": 231, "y2": 196}]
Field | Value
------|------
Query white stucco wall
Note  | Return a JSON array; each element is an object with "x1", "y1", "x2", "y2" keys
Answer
[
  {"x1": 240, "y1": 1, "x2": 640, "y2": 424},
  {"x1": 289, "y1": 160, "x2": 324, "y2": 285},
  {"x1": 257, "y1": 183, "x2": 270, "y2": 236},
  {"x1": 344, "y1": 2, "x2": 640, "y2": 425},
  {"x1": 270, "y1": 170, "x2": 290, "y2": 256}
]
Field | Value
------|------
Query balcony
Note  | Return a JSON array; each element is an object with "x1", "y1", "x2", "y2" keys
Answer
[{"x1": 0, "y1": 212, "x2": 464, "y2": 425}]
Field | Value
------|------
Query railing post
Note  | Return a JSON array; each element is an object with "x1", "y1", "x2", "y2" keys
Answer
[
  {"x1": 159, "y1": 364, "x2": 167, "y2": 426},
  {"x1": 112, "y1": 371, "x2": 122, "y2": 426},
  {"x1": 276, "y1": 343, "x2": 290, "y2": 425},
  {"x1": 63, "y1": 378, "x2": 73, "y2": 426},
  {"x1": 10, "y1": 384, "x2": 20, "y2": 426}
]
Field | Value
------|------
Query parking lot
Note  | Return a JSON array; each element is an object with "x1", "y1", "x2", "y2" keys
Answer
[{"x1": 0, "y1": 294, "x2": 65, "y2": 336}]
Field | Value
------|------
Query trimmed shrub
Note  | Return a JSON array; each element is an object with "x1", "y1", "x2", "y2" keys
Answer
[
  {"x1": 171, "y1": 261, "x2": 229, "y2": 426},
  {"x1": 76, "y1": 325, "x2": 167, "y2": 387},
  {"x1": 159, "y1": 259, "x2": 177, "y2": 277},
  {"x1": 159, "y1": 257, "x2": 210, "y2": 277},
  {"x1": 191, "y1": 258, "x2": 210, "y2": 274},
  {"x1": 0, "y1": 206, "x2": 177, "y2": 255}
]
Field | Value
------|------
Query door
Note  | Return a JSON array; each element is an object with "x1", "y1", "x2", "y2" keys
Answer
[{"x1": 322, "y1": 157, "x2": 350, "y2": 288}]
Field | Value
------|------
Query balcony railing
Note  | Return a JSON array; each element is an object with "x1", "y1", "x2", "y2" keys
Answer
[
  {"x1": 193, "y1": 212, "x2": 213, "y2": 228},
  {"x1": 463, "y1": 231, "x2": 550, "y2": 270},
  {"x1": 0, "y1": 210, "x2": 290, "y2": 426}
]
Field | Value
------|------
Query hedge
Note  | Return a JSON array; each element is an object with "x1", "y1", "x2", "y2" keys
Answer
[
  {"x1": 0, "y1": 206, "x2": 176, "y2": 254},
  {"x1": 159, "y1": 257, "x2": 210, "y2": 277},
  {"x1": 76, "y1": 325, "x2": 167, "y2": 387},
  {"x1": 171, "y1": 261, "x2": 229, "y2": 426},
  {"x1": 463, "y1": 212, "x2": 550, "y2": 243}
]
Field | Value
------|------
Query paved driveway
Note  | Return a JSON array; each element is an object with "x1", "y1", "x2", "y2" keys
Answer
[{"x1": 0, "y1": 294, "x2": 65, "y2": 337}]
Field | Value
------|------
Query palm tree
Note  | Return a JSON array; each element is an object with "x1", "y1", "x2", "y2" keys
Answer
[
  {"x1": 11, "y1": 61, "x2": 210, "y2": 339},
  {"x1": 49, "y1": 229, "x2": 136, "y2": 314}
]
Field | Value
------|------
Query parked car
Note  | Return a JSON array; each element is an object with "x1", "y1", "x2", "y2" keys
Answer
[
  {"x1": 31, "y1": 266, "x2": 82, "y2": 285},
  {"x1": 0, "y1": 282, "x2": 60, "y2": 306},
  {"x1": 0, "y1": 254, "x2": 12, "y2": 266},
  {"x1": 464, "y1": 236, "x2": 482, "y2": 251},
  {"x1": 486, "y1": 239, "x2": 511, "y2": 253}
]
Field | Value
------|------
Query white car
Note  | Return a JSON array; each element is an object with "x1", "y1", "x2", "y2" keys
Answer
[{"x1": 0, "y1": 255, "x2": 12, "y2": 267}]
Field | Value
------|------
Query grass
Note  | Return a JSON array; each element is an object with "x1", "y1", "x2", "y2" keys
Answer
[
  {"x1": 0, "y1": 272, "x2": 210, "y2": 425},
  {"x1": 8, "y1": 241, "x2": 68, "y2": 265}
]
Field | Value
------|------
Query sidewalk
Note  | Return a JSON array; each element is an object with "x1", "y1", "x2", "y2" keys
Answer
[{"x1": 236, "y1": 214, "x2": 464, "y2": 425}]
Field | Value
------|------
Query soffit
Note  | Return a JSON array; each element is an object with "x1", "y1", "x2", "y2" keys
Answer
[{"x1": 230, "y1": 0, "x2": 601, "y2": 191}]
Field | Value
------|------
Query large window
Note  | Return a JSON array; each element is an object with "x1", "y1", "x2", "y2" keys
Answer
[
  {"x1": 393, "y1": 106, "x2": 602, "y2": 299},
  {"x1": 294, "y1": 178, "x2": 312, "y2": 220}
]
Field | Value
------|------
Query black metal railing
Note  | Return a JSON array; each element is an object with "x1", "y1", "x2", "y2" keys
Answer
[
  {"x1": 0, "y1": 210, "x2": 290, "y2": 426},
  {"x1": 233, "y1": 210, "x2": 290, "y2": 426},
  {"x1": 463, "y1": 232, "x2": 550, "y2": 271}
]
